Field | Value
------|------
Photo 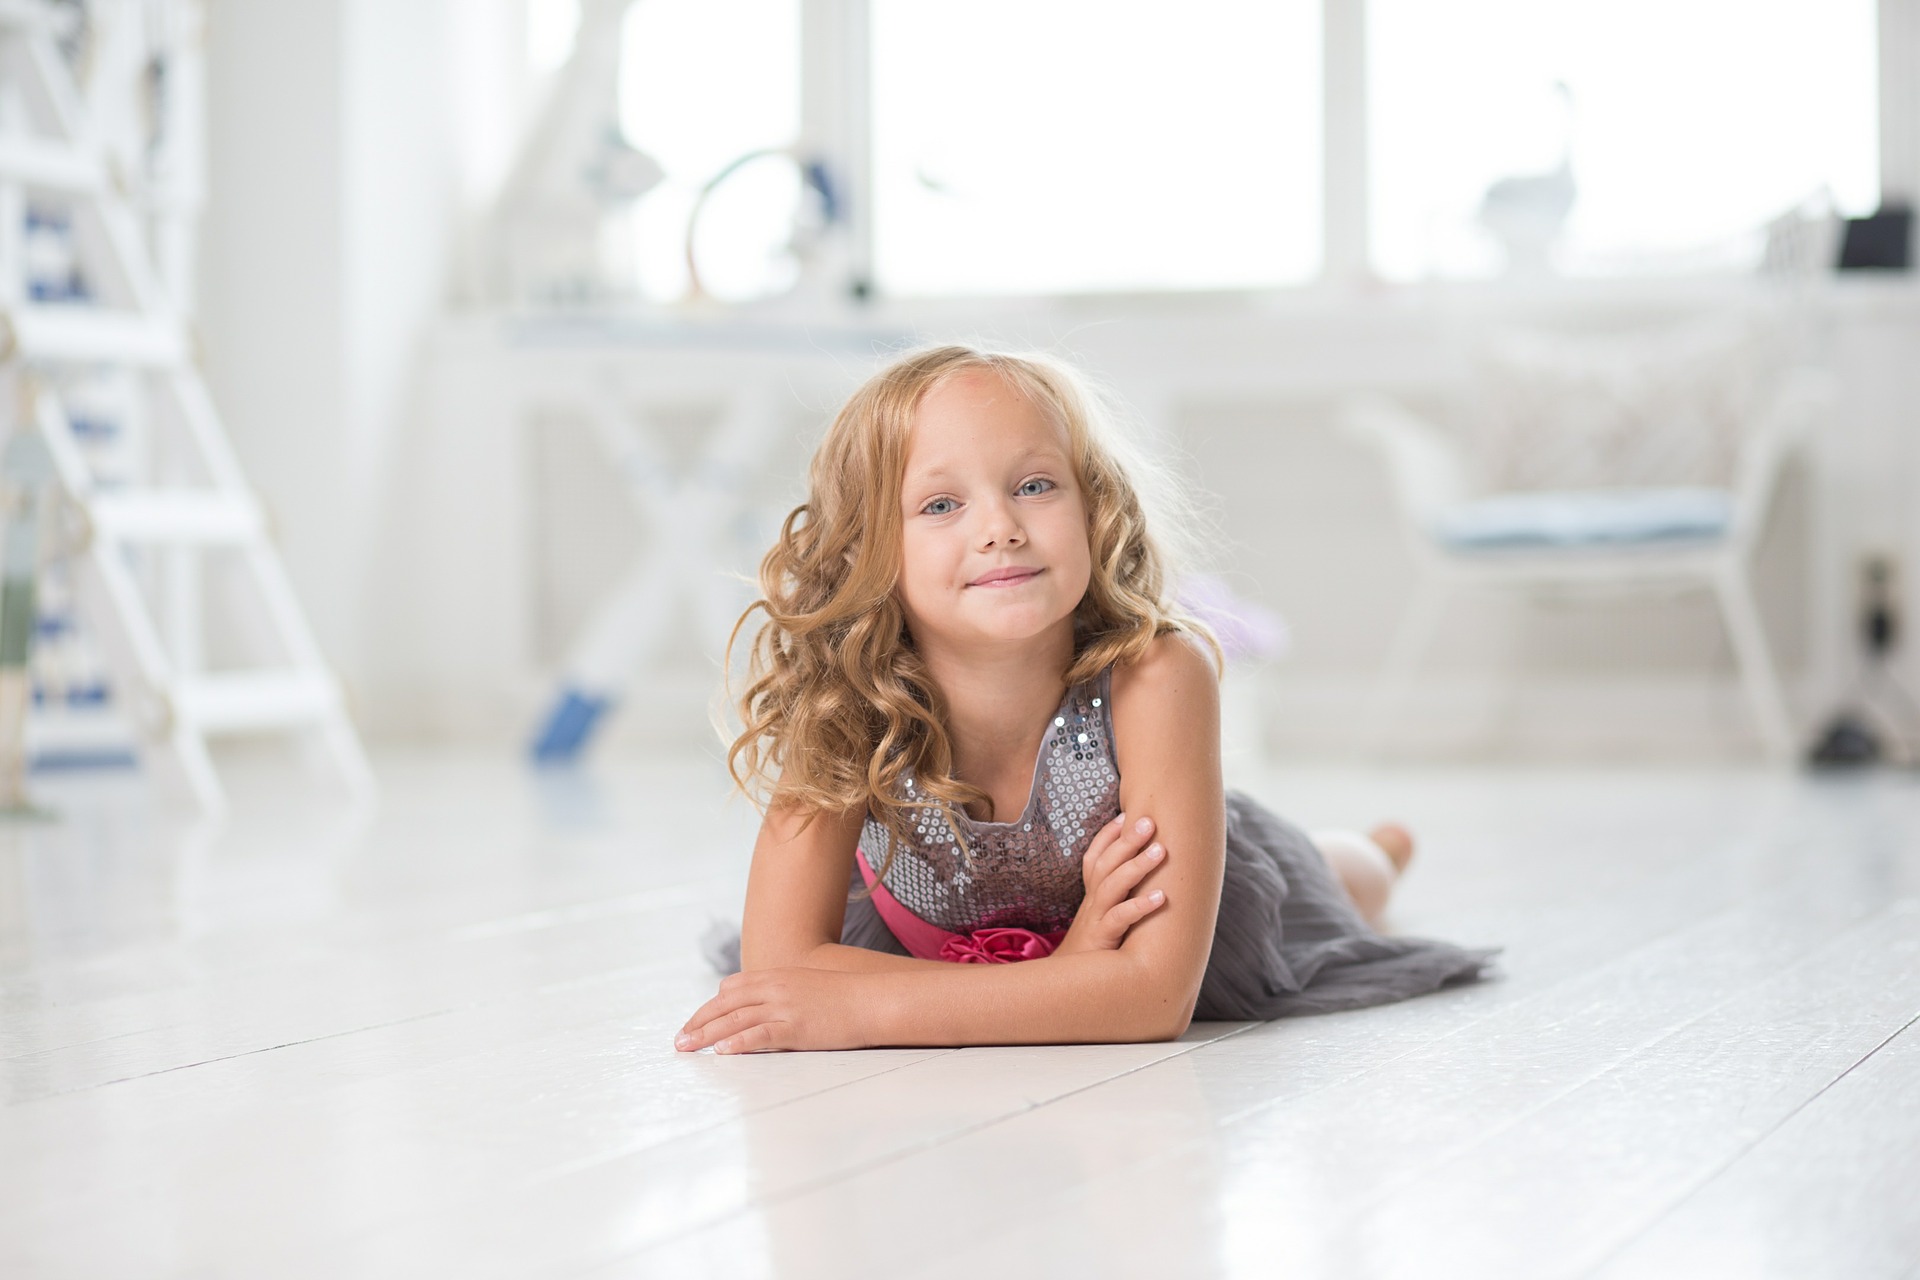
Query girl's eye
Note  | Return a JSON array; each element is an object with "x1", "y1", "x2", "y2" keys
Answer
[
  {"x1": 922, "y1": 497, "x2": 957, "y2": 516},
  {"x1": 1018, "y1": 478, "x2": 1055, "y2": 496}
]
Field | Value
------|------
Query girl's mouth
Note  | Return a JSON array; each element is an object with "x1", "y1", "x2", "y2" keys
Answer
[{"x1": 969, "y1": 567, "x2": 1043, "y2": 588}]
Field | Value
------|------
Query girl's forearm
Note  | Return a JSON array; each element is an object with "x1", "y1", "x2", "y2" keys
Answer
[
  {"x1": 801, "y1": 941, "x2": 952, "y2": 974},
  {"x1": 865, "y1": 947, "x2": 1191, "y2": 1046}
]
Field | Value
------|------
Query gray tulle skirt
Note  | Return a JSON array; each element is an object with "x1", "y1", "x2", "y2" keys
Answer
[{"x1": 702, "y1": 790, "x2": 1501, "y2": 1020}]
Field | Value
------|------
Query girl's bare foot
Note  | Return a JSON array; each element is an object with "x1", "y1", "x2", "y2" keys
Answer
[
  {"x1": 1368, "y1": 822, "x2": 1415, "y2": 876},
  {"x1": 1311, "y1": 830, "x2": 1396, "y2": 926}
]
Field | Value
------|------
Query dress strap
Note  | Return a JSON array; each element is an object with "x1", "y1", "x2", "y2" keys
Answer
[{"x1": 1094, "y1": 662, "x2": 1118, "y2": 772}]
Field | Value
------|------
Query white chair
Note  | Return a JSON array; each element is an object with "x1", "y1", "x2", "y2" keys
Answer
[{"x1": 1344, "y1": 365, "x2": 1832, "y2": 761}]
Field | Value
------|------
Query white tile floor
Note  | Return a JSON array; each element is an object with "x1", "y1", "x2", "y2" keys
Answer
[{"x1": 2, "y1": 750, "x2": 1917, "y2": 1279}]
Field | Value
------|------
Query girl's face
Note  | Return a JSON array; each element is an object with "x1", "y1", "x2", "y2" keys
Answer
[{"x1": 895, "y1": 369, "x2": 1092, "y2": 657}]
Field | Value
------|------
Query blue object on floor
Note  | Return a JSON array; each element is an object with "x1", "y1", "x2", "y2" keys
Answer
[
  {"x1": 530, "y1": 688, "x2": 614, "y2": 764},
  {"x1": 1432, "y1": 487, "x2": 1735, "y2": 551}
]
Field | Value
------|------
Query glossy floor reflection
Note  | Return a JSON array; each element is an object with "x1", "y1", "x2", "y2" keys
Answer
[{"x1": 2, "y1": 750, "x2": 1917, "y2": 1278}]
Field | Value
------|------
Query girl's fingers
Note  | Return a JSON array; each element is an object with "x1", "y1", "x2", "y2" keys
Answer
[
  {"x1": 1089, "y1": 815, "x2": 1154, "y2": 885},
  {"x1": 680, "y1": 986, "x2": 752, "y2": 1035},
  {"x1": 680, "y1": 1002, "x2": 766, "y2": 1049},
  {"x1": 687, "y1": 1011, "x2": 770, "y2": 1052},
  {"x1": 1119, "y1": 842, "x2": 1164, "y2": 892},
  {"x1": 1081, "y1": 814, "x2": 1128, "y2": 884},
  {"x1": 1086, "y1": 812, "x2": 1125, "y2": 853},
  {"x1": 1090, "y1": 842, "x2": 1165, "y2": 914},
  {"x1": 1103, "y1": 887, "x2": 1166, "y2": 932},
  {"x1": 682, "y1": 1020, "x2": 725, "y2": 1050},
  {"x1": 715, "y1": 1021, "x2": 787, "y2": 1054}
]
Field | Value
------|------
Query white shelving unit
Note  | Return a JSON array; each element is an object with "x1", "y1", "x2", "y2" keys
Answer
[{"x1": 0, "y1": 0, "x2": 372, "y2": 814}]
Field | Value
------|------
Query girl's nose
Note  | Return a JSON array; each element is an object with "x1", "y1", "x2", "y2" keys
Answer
[{"x1": 978, "y1": 500, "x2": 1026, "y2": 549}]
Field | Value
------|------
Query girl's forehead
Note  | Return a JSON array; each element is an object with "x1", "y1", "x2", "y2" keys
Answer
[{"x1": 907, "y1": 370, "x2": 1071, "y2": 463}]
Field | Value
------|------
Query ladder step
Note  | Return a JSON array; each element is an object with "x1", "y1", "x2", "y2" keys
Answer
[
  {"x1": 4, "y1": 305, "x2": 188, "y2": 365},
  {"x1": 88, "y1": 491, "x2": 264, "y2": 544},
  {"x1": 173, "y1": 670, "x2": 342, "y2": 735},
  {"x1": 0, "y1": 137, "x2": 102, "y2": 192}
]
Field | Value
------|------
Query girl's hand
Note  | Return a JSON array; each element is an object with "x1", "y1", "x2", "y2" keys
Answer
[
  {"x1": 675, "y1": 967, "x2": 882, "y2": 1054},
  {"x1": 1056, "y1": 813, "x2": 1167, "y2": 956}
]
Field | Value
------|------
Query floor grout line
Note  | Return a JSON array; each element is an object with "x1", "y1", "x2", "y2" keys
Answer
[
  {"x1": 0, "y1": 871, "x2": 741, "y2": 1004},
  {"x1": 6, "y1": 1006, "x2": 483, "y2": 1103},
  {"x1": 1321, "y1": 898, "x2": 1920, "y2": 1236},
  {"x1": 529, "y1": 1046, "x2": 970, "y2": 1185},
  {"x1": 0, "y1": 890, "x2": 741, "y2": 1069},
  {"x1": 1575, "y1": 1003, "x2": 1920, "y2": 1279},
  {"x1": 604, "y1": 1021, "x2": 1267, "y2": 1272},
  {"x1": 4, "y1": 955, "x2": 705, "y2": 1103}
]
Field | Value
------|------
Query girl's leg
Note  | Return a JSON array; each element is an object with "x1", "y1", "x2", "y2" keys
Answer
[{"x1": 1308, "y1": 824, "x2": 1415, "y2": 927}]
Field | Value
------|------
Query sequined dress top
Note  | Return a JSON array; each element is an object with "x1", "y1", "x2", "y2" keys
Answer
[{"x1": 853, "y1": 666, "x2": 1119, "y2": 957}]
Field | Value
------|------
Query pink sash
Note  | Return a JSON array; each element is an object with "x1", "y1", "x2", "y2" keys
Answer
[{"x1": 855, "y1": 846, "x2": 1066, "y2": 964}]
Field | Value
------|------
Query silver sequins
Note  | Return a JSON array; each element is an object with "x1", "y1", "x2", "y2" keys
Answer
[{"x1": 859, "y1": 668, "x2": 1120, "y2": 935}]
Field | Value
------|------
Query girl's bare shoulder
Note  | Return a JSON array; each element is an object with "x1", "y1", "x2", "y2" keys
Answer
[{"x1": 1108, "y1": 630, "x2": 1220, "y2": 727}]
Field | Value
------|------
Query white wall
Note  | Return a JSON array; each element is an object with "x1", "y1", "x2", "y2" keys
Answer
[
  {"x1": 197, "y1": 0, "x2": 350, "y2": 667},
  {"x1": 198, "y1": 0, "x2": 510, "y2": 713}
]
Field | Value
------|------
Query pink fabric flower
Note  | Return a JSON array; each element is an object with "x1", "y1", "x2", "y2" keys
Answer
[{"x1": 937, "y1": 927, "x2": 1061, "y2": 965}]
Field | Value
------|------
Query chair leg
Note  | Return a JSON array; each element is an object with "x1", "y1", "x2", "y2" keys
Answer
[
  {"x1": 1714, "y1": 568, "x2": 1795, "y2": 762},
  {"x1": 1362, "y1": 576, "x2": 1450, "y2": 759}
]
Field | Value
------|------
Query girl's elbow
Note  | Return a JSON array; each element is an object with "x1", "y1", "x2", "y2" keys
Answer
[
  {"x1": 1152, "y1": 1003, "x2": 1196, "y2": 1042},
  {"x1": 1107, "y1": 949, "x2": 1203, "y2": 1041},
  {"x1": 1134, "y1": 987, "x2": 1199, "y2": 1042}
]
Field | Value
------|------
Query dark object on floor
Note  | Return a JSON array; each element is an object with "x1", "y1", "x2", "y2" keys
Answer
[
  {"x1": 1837, "y1": 205, "x2": 1912, "y2": 271},
  {"x1": 1808, "y1": 712, "x2": 1883, "y2": 767}
]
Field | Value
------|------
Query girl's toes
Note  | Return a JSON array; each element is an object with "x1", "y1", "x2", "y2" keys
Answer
[{"x1": 1368, "y1": 822, "x2": 1415, "y2": 875}]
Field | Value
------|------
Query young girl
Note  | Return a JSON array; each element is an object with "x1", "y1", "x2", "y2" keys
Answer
[{"x1": 679, "y1": 346, "x2": 1498, "y2": 1054}]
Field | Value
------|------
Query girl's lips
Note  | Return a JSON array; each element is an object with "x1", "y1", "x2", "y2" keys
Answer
[{"x1": 969, "y1": 567, "x2": 1043, "y2": 587}]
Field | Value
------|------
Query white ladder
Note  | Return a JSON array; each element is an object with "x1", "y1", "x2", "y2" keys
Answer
[{"x1": 0, "y1": 0, "x2": 372, "y2": 814}]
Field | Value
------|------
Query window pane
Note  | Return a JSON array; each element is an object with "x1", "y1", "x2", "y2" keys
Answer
[
  {"x1": 872, "y1": 0, "x2": 1321, "y2": 296},
  {"x1": 527, "y1": 0, "x2": 580, "y2": 74},
  {"x1": 1369, "y1": 1, "x2": 1879, "y2": 279},
  {"x1": 620, "y1": 0, "x2": 801, "y2": 301}
]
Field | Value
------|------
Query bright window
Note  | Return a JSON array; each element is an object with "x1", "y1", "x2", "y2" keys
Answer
[
  {"x1": 526, "y1": 0, "x2": 580, "y2": 74},
  {"x1": 1368, "y1": 0, "x2": 1880, "y2": 279},
  {"x1": 870, "y1": 0, "x2": 1322, "y2": 296},
  {"x1": 619, "y1": 0, "x2": 802, "y2": 301}
]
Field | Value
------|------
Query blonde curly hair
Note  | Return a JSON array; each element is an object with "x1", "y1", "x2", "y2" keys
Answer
[{"x1": 724, "y1": 344, "x2": 1219, "y2": 882}]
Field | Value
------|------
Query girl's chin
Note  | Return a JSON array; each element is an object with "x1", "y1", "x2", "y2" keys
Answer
[
  {"x1": 909, "y1": 612, "x2": 1063, "y2": 646},
  {"x1": 961, "y1": 611, "x2": 1077, "y2": 645}
]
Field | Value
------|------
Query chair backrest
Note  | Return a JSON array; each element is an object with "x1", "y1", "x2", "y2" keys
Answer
[
  {"x1": 1344, "y1": 396, "x2": 1471, "y2": 535},
  {"x1": 1461, "y1": 314, "x2": 1791, "y2": 493},
  {"x1": 1345, "y1": 360, "x2": 1829, "y2": 565}
]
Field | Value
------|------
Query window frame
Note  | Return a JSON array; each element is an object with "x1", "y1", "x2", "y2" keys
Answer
[{"x1": 798, "y1": 0, "x2": 1916, "y2": 302}]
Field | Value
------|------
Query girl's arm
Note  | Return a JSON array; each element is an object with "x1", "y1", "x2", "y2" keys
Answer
[
  {"x1": 737, "y1": 797, "x2": 950, "y2": 973},
  {"x1": 686, "y1": 633, "x2": 1222, "y2": 1050},
  {"x1": 1090, "y1": 630, "x2": 1227, "y2": 1028}
]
